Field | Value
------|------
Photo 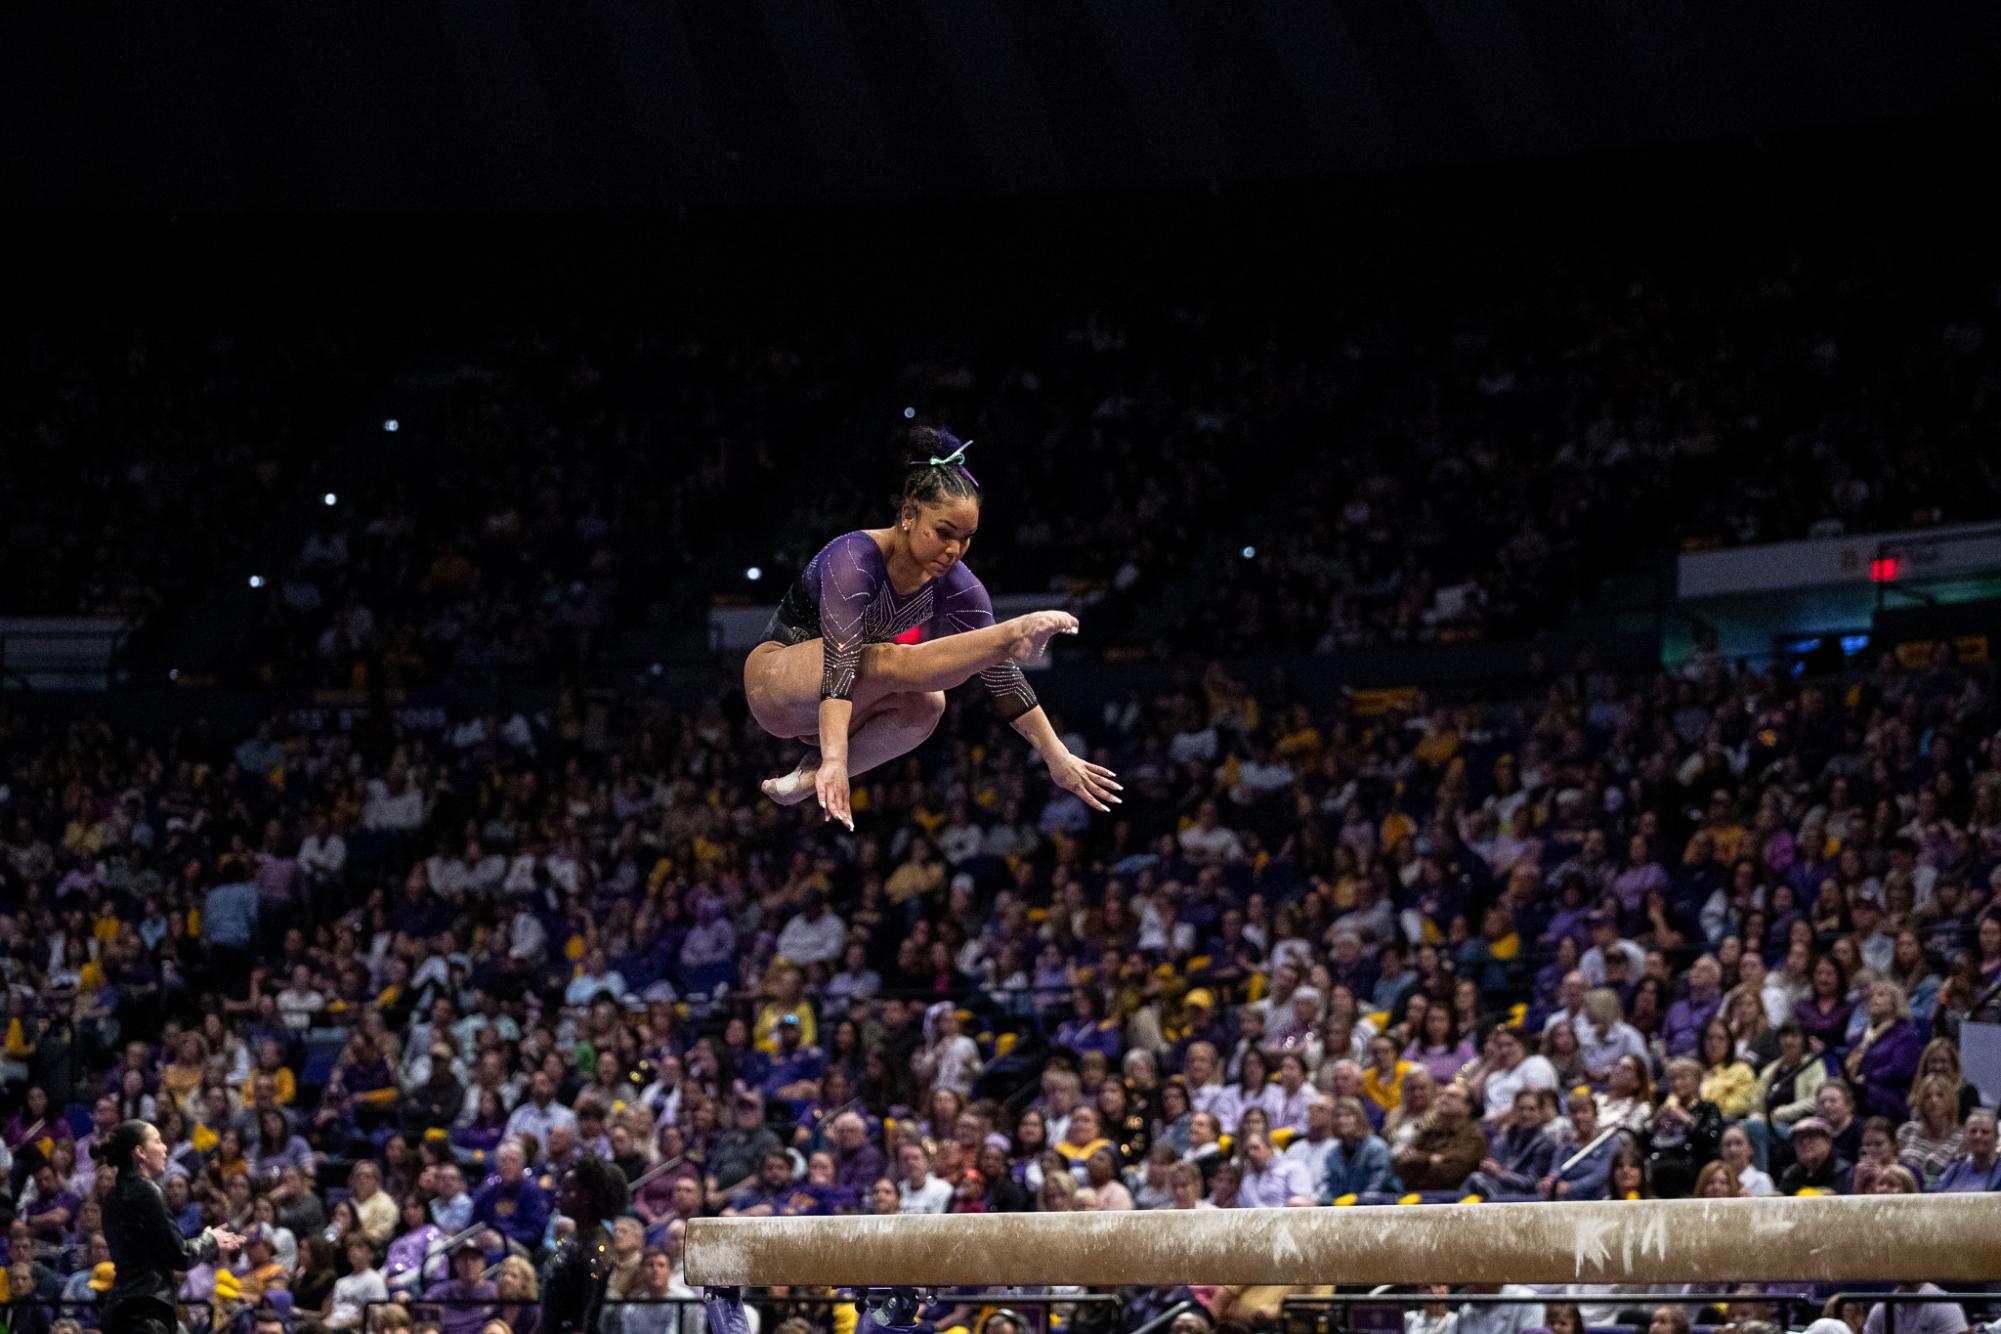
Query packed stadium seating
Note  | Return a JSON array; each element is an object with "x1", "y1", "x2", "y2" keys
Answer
[{"x1": 7, "y1": 198, "x2": 2001, "y2": 1334}]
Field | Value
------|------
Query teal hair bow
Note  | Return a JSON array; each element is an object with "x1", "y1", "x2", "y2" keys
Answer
[
  {"x1": 929, "y1": 440, "x2": 972, "y2": 466},
  {"x1": 928, "y1": 441, "x2": 978, "y2": 486}
]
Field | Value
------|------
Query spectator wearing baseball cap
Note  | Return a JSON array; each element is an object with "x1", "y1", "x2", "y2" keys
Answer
[
  {"x1": 235, "y1": 1224, "x2": 291, "y2": 1311},
  {"x1": 422, "y1": 1239, "x2": 498, "y2": 1334},
  {"x1": 705, "y1": 1090, "x2": 782, "y2": 1204},
  {"x1": 761, "y1": 1014, "x2": 826, "y2": 1110},
  {"x1": 1167, "y1": 992, "x2": 1228, "y2": 1074},
  {"x1": 1776, "y1": 1118, "x2": 1848, "y2": 1195}
]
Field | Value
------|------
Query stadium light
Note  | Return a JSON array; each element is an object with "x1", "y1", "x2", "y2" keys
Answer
[
  {"x1": 746, "y1": 566, "x2": 763, "y2": 582},
  {"x1": 248, "y1": 575, "x2": 265, "y2": 589},
  {"x1": 1241, "y1": 545, "x2": 1256, "y2": 559},
  {"x1": 383, "y1": 418, "x2": 400, "y2": 433},
  {"x1": 323, "y1": 492, "x2": 338, "y2": 507}
]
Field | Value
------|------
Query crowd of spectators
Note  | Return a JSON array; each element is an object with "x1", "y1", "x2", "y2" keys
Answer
[
  {"x1": 1, "y1": 323, "x2": 377, "y2": 671},
  {"x1": 12, "y1": 234, "x2": 2001, "y2": 688},
  {"x1": 1182, "y1": 251, "x2": 2001, "y2": 651},
  {"x1": 3, "y1": 608, "x2": 2000, "y2": 1334}
]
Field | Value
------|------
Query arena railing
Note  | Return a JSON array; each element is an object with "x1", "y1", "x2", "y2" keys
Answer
[
  {"x1": 1281, "y1": 1291, "x2": 2001, "y2": 1334},
  {"x1": 1279, "y1": 1291, "x2": 1818, "y2": 1334},
  {"x1": 1126, "y1": 1299, "x2": 1204, "y2": 1334},
  {"x1": 364, "y1": 1290, "x2": 1123, "y2": 1334},
  {"x1": 0, "y1": 1298, "x2": 215, "y2": 1333},
  {"x1": 0, "y1": 620, "x2": 128, "y2": 692}
]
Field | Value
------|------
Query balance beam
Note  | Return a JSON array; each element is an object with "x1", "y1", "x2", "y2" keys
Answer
[{"x1": 686, "y1": 1193, "x2": 2001, "y2": 1288}]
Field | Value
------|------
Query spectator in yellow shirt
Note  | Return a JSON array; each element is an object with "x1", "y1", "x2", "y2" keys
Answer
[
  {"x1": 753, "y1": 963, "x2": 818, "y2": 1053},
  {"x1": 1053, "y1": 1105, "x2": 1113, "y2": 1168},
  {"x1": 1698, "y1": 1019, "x2": 1758, "y2": 1120},
  {"x1": 884, "y1": 837, "x2": 946, "y2": 906},
  {"x1": 1362, "y1": 1033, "x2": 1414, "y2": 1120}
]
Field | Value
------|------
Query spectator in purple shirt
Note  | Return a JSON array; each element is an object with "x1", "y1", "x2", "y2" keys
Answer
[
  {"x1": 776, "y1": 1152, "x2": 852, "y2": 1216},
  {"x1": 4, "y1": 1087, "x2": 72, "y2": 1158},
  {"x1": 721, "y1": 1150, "x2": 798, "y2": 1217},
  {"x1": 1662, "y1": 955, "x2": 1725, "y2": 1059},
  {"x1": 1932, "y1": 1110, "x2": 2000, "y2": 1193},
  {"x1": 1327, "y1": 931, "x2": 1378, "y2": 1001},
  {"x1": 471, "y1": 1142, "x2": 552, "y2": 1250},
  {"x1": 22, "y1": 1162, "x2": 80, "y2": 1242},
  {"x1": 829, "y1": 1111, "x2": 886, "y2": 1196},
  {"x1": 1611, "y1": 836, "x2": 1671, "y2": 916},
  {"x1": 678, "y1": 896, "x2": 738, "y2": 993},
  {"x1": 1233, "y1": 1132, "x2": 1314, "y2": 1207},
  {"x1": 1541, "y1": 879, "x2": 1596, "y2": 952},
  {"x1": 1840, "y1": 980, "x2": 1925, "y2": 1122},
  {"x1": 385, "y1": 1195, "x2": 446, "y2": 1295},
  {"x1": 1465, "y1": 1089, "x2": 1561, "y2": 1200},
  {"x1": 422, "y1": 1242, "x2": 499, "y2": 1334},
  {"x1": 1054, "y1": 990, "x2": 1125, "y2": 1062},
  {"x1": 1792, "y1": 955, "x2": 1856, "y2": 1052},
  {"x1": 760, "y1": 1016, "x2": 826, "y2": 1110}
]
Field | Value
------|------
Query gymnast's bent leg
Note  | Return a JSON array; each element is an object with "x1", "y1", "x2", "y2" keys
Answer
[
  {"x1": 754, "y1": 614, "x2": 1072, "y2": 804},
  {"x1": 760, "y1": 690, "x2": 946, "y2": 804}
]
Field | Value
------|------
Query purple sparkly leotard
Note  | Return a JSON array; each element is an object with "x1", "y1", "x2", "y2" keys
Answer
[{"x1": 763, "y1": 530, "x2": 1039, "y2": 721}]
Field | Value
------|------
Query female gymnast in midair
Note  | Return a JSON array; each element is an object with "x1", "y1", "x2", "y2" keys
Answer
[{"x1": 746, "y1": 426, "x2": 1122, "y2": 829}]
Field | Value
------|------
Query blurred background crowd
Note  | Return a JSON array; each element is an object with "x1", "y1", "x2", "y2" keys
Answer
[
  {"x1": 3, "y1": 599, "x2": 1999, "y2": 1334},
  {"x1": 10, "y1": 7, "x2": 2001, "y2": 1334},
  {"x1": 8, "y1": 225, "x2": 1999, "y2": 688}
]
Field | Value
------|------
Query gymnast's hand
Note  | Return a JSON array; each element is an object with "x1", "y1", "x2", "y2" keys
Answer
[
  {"x1": 1047, "y1": 748, "x2": 1122, "y2": 813},
  {"x1": 816, "y1": 754, "x2": 853, "y2": 830}
]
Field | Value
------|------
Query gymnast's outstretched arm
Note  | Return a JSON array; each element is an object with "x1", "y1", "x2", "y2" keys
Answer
[
  {"x1": 935, "y1": 564, "x2": 1120, "y2": 812},
  {"x1": 1010, "y1": 705, "x2": 1123, "y2": 813}
]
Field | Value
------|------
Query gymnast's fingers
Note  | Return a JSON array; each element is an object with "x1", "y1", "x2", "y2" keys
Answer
[
  {"x1": 826, "y1": 777, "x2": 854, "y2": 830},
  {"x1": 1069, "y1": 771, "x2": 1114, "y2": 811}
]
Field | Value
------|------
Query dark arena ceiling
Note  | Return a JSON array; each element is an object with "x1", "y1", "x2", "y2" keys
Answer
[{"x1": 8, "y1": 0, "x2": 2000, "y2": 210}]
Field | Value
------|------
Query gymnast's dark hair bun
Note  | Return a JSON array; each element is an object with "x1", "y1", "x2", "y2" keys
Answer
[
  {"x1": 896, "y1": 423, "x2": 980, "y2": 512},
  {"x1": 570, "y1": 1153, "x2": 631, "y2": 1222}
]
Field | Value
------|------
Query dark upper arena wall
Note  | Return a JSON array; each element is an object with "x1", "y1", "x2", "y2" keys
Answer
[{"x1": 7, "y1": 0, "x2": 1999, "y2": 210}]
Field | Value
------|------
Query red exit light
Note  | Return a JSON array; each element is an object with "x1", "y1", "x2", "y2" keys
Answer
[{"x1": 1871, "y1": 558, "x2": 1900, "y2": 582}]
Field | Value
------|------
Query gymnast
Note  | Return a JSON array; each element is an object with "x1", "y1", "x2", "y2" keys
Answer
[
  {"x1": 539, "y1": 1156, "x2": 631, "y2": 1334},
  {"x1": 746, "y1": 426, "x2": 1121, "y2": 828}
]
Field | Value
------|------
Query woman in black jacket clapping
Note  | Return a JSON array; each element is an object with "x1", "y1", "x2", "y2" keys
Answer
[{"x1": 101, "y1": 1120, "x2": 244, "y2": 1334}]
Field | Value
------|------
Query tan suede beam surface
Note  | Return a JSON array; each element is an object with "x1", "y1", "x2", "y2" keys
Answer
[{"x1": 686, "y1": 1194, "x2": 2001, "y2": 1287}]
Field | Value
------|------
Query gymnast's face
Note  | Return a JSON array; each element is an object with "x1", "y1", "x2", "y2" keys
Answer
[{"x1": 900, "y1": 497, "x2": 980, "y2": 577}]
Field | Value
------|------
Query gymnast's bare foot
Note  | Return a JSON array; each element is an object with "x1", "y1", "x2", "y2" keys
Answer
[
  {"x1": 1006, "y1": 610, "x2": 1079, "y2": 662},
  {"x1": 760, "y1": 754, "x2": 820, "y2": 806}
]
